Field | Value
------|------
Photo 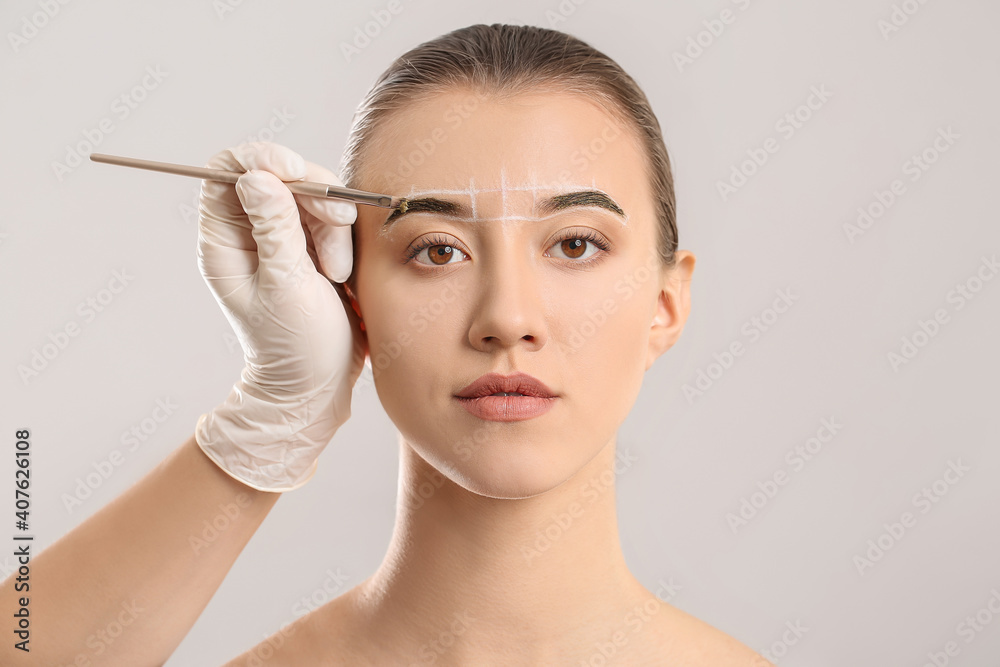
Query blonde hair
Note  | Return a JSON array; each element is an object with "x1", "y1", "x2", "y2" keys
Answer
[{"x1": 340, "y1": 23, "x2": 678, "y2": 269}]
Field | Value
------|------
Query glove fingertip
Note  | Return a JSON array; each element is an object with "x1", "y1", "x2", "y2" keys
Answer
[
  {"x1": 311, "y1": 199, "x2": 357, "y2": 227},
  {"x1": 324, "y1": 248, "x2": 352, "y2": 284},
  {"x1": 233, "y1": 142, "x2": 308, "y2": 181}
]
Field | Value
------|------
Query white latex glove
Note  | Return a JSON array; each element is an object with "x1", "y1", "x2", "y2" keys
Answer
[{"x1": 194, "y1": 142, "x2": 366, "y2": 492}]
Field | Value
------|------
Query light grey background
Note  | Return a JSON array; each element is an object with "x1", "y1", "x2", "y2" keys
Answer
[{"x1": 2, "y1": 0, "x2": 999, "y2": 665}]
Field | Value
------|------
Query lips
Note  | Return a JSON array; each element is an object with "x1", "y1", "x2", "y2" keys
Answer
[
  {"x1": 455, "y1": 372, "x2": 556, "y2": 399},
  {"x1": 454, "y1": 372, "x2": 558, "y2": 422}
]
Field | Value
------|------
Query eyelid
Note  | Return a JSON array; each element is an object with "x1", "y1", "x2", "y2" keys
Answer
[
  {"x1": 403, "y1": 226, "x2": 613, "y2": 267},
  {"x1": 404, "y1": 233, "x2": 470, "y2": 266},
  {"x1": 545, "y1": 227, "x2": 612, "y2": 264},
  {"x1": 549, "y1": 226, "x2": 614, "y2": 249}
]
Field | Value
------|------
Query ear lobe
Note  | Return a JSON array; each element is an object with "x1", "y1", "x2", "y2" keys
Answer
[{"x1": 646, "y1": 251, "x2": 695, "y2": 371}]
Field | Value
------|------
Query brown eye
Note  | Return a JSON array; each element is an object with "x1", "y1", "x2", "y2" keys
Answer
[
  {"x1": 560, "y1": 238, "x2": 586, "y2": 259},
  {"x1": 547, "y1": 230, "x2": 609, "y2": 263},
  {"x1": 407, "y1": 235, "x2": 468, "y2": 267},
  {"x1": 427, "y1": 245, "x2": 455, "y2": 265}
]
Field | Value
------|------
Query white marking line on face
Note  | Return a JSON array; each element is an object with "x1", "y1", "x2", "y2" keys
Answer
[
  {"x1": 403, "y1": 186, "x2": 584, "y2": 194},
  {"x1": 376, "y1": 207, "x2": 628, "y2": 245},
  {"x1": 469, "y1": 176, "x2": 477, "y2": 220},
  {"x1": 500, "y1": 167, "x2": 509, "y2": 219},
  {"x1": 398, "y1": 181, "x2": 628, "y2": 226}
]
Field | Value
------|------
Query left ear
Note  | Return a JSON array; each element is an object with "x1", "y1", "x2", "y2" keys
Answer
[{"x1": 646, "y1": 250, "x2": 696, "y2": 371}]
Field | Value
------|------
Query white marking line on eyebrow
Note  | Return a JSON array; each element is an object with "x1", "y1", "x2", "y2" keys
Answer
[
  {"x1": 468, "y1": 176, "x2": 477, "y2": 220},
  {"x1": 500, "y1": 167, "x2": 508, "y2": 219},
  {"x1": 376, "y1": 206, "x2": 629, "y2": 245},
  {"x1": 378, "y1": 210, "x2": 572, "y2": 242},
  {"x1": 395, "y1": 209, "x2": 628, "y2": 226},
  {"x1": 521, "y1": 178, "x2": 539, "y2": 239},
  {"x1": 401, "y1": 184, "x2": 606, "y2": 196},
  {"x1": 395, "y1": 186, "x2": 627, "y2": 226}
]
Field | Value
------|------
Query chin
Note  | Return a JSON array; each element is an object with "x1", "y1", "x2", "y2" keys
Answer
[
  {"x1": 408, "y1": 426, "x2": 586, "y2": 501},
  {"x1": 450, "y1": 460, "x2": 568, "y2": 501}
]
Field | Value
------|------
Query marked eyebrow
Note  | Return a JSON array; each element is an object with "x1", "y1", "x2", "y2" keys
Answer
[
  {"x1": 538, "y1": 190, "x2": 626, "y2": 218},
  {"x1": 380, "y1": 189, "x2": 627, "y2": 231},
  {"x1": 383, "y1": 197, "x2": 472, "y2": 227}
]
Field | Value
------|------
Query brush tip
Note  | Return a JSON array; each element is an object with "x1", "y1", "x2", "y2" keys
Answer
[{"x1": 398, "y1": 199, "x2": 409, "y2": 214}]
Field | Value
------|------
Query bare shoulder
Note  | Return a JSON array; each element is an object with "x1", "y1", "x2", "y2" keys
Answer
[
  {"x1": 220, "y1": 591, "x2": 367, "y2": 667},
  {"x1": 639, "y1": 600, "x2": 774, "y2": 666},
  {"x1": 217, "y1": 587, "x2": 771, "y2": 666}
]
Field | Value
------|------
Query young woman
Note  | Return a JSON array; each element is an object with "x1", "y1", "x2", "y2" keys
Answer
[{"x1": 2, "y1": 23, "x2": 769, "y2": 665}]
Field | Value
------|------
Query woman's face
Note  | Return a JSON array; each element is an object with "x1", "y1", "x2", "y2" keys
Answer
[{"x1": 348, "y1": 88, "x2": 691, "y2": 499}]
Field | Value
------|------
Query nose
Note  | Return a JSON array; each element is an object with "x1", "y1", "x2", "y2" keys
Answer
[{"x1": 466, "y1": 249, "x2": 548, "y2": 353}]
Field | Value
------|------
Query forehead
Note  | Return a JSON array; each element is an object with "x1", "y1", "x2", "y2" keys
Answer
[{"x1": 362, "y1": 88, "x2": 647, "y2": 204}]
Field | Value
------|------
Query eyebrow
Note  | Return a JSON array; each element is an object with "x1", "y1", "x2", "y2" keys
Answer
[{"x1": 380, "y1": 190, "x2": 627, "y2": 230}]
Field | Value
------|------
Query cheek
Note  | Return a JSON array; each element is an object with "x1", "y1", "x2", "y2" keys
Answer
[
  {"x1": 362, "y1": 279, "x2": 472, "y2": 464},
  {"x1": 354, "y1": 222, "x2": 472, "y2": 386},
  {"x1": 553, "y1": 265, "x2": 652, "y2": 410},
  {"x1": 360, "y1": 272, "x2": 467, "y2": 391}
]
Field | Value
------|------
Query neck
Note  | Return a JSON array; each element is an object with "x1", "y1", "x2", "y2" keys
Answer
[{"x1": 350, "y1": 434, "x2": 648, "y2": 663}]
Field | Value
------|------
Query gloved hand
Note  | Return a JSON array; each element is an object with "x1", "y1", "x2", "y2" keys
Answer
[{"x1": 194, "y1": 141, "x2": 366, "y2": 492}]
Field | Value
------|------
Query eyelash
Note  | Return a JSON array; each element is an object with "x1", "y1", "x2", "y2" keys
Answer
[{"x1": 403, "y1": 229, "x2": 613, "y2": 268}]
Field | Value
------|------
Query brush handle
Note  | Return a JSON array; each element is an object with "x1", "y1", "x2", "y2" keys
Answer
[{"x1": 89, "y1": 152, "x2": 395, "y2": 207}]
